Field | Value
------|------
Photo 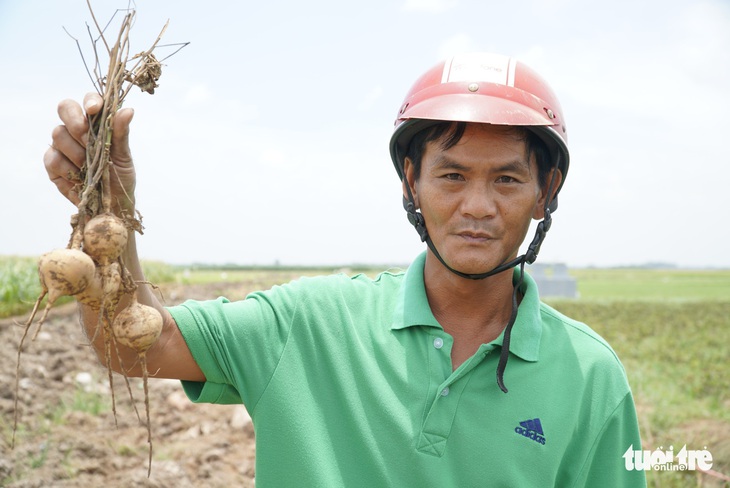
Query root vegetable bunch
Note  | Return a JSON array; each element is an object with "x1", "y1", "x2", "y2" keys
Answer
[{"x1": 13, "y1": 3, "x2": 184, "y2": 477}]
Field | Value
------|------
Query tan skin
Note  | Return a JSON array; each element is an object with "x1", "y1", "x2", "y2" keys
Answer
[
  {"x1": 403, "y1": 124, "x2": 561, "y2": 369},
  {"x1": 45, "y1": 97, "x2": 559, "y2": 378}
]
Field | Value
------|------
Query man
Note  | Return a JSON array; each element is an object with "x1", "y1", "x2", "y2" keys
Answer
[{"x1": 44, "y1": 52, "x2": 646, "y2": 486}]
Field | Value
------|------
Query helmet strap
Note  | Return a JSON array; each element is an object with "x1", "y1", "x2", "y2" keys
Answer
[{"x1": 496, "y1": 259, "x2": 525, "y2": 393}]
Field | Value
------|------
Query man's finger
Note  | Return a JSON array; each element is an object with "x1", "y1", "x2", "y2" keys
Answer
[
  {"x1": 51, "y1": 125, "x2": 86, "y2": 170},
  {"x1": 110, "y1": 107, "x2": 134, "y2": 164},
  {"x1": 43, "y1": 146, "x2": 82, "y2": 205},
  {"x1": 57, "y1": 98, "x2": 89, "y2": 147},
  {"x1": 83, "y1": 92, "x2": 103, "y2": 116}
]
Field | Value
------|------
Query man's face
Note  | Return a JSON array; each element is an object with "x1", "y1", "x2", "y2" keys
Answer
[{"x1": 403, "y1": 123, "x2": 553, "y2": 275}]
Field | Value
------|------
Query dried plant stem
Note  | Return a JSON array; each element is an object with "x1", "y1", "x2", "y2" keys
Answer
[
  {"x1": 140, "y1": 354, "x2": 153, "y2": 478},
  {"x1": 13, "y1": 2, "x2": 185, "y2": 478}
]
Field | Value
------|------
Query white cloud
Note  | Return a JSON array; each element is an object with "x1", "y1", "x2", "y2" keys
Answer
[
  {"x1": 183, "y1": 84, "x2": 212, "y2": 104},
  {"x1": 674, "y1": 1, "x2": 730, "y2": 84},
  {"x1": 515, "y1": 45, "x2": 547, "y2": 67},
  {"x1": 180, "y1": 83, "x2": 259, "y2": 123},
  {"x1": 357, "y1": 85, "x2": 383, "y2": 111},
  {"x1": 402, "y1": 0, "x2": 457, "y2": 13},
  {"x1": 436, "y1": 34, "x2": 474, "y2": 58},
  {"x1": 528, "y1": 0, "x2": 577, "y2": 15},
  {"x1": 260, "y1": 148, "x2": 289, "y2": 168},
  {"x1": 537, "y1": 1, "x2": 729, "y2": 122}
]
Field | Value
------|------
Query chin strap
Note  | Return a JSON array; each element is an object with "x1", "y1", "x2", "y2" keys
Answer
[
  {"x1": 495, "y1": 260, "x2": 525, "y2": 393},
  {"x1": 401, "y1": 153, "x2": 560, "y2": 393}
]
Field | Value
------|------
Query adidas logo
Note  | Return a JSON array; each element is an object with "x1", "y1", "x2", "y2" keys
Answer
[{"x1": 514, "y1": 418, "x2": 546, "y2": 445}]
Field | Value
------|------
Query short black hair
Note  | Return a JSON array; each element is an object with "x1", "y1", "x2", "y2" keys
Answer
[{"x1": 404, "y1": 122, "x2": 551, "y2": 188}]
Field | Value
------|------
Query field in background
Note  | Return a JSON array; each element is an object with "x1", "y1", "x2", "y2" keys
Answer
[
  {"x1": 568, "y1": 267, "x2": 730, "y2": 302},
  {"x1": 2, "y1": 256, "x2": 728, "y2": 486},
  {"x1": 0, "y1": 256, "x2": 176, "y2": 318}
]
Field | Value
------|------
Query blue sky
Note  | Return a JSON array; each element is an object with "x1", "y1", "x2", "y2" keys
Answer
[{"x1": 1, "y1": 0, "x2": 729, "y2": 267}]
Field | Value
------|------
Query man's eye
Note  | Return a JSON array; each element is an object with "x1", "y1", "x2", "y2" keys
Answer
[
  {"x1": 497, "y1": 176, "x2": 517, "y2": 183},
  {"x1": 444, "y1": 173, "x2": 463, "y2": 181}
]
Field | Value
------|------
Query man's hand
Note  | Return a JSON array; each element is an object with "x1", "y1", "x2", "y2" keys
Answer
[
  {"x1": 44, "y1": 93, "x2": 136, "y2": 212},
  {"x1": 41, "y1": 93, "x2": 205, "y2": 382}
]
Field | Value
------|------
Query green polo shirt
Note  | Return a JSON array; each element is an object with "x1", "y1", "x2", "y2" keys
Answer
[{"x1": 169, "y1": 252, "x2": 645, "y2": 487}]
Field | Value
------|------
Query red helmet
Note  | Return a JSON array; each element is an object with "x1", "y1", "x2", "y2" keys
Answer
[{"x1": 389, "y1": 53, "x2": 569, "y2": 208}]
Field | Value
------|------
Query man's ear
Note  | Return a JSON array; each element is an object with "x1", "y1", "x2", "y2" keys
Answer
[
  {"x1": 533, "y1": 168, "x2": 563, "y2": 220},
  {"x1": 402, "y1": 157, "x2": 419, "y2": 208}
]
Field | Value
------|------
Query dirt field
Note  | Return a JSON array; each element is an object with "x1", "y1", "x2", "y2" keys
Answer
[{"x1": 0, "y1": 281, "x2": 273, "y2": 488}]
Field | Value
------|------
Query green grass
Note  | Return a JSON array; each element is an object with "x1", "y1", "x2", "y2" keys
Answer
[
  {"x1": 29, "y1": 442, "x2": 50, "y2": 469},
  {"x1": 0, "y1": 256, "x2": 44, "y2": 317},
  {"x1": 172, "y1": 265, "x2": 388, "y2": 286},
  {"x1": 548, "y1": 299, "x2": 730, "y2": 487},
  {"x1": 141, "y1": 260, "x2": 178, "y2": 283},
  {"x1": 0, "y1": 256, "x2": 178, "y2": 319},
  {"x1": 569, "y1": 268, "x2": 730, "y2": 302},
  {"x1": 544, "y1": 267, "x2": 730, "y2": 486},
  {"x1": 50, "y1": 386, "x2": 110, "y2": 421}
]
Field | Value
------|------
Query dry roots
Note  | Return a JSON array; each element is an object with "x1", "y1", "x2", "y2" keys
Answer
[{"x1": 13, "y1": 1, "x2": 186, "y2": 478}]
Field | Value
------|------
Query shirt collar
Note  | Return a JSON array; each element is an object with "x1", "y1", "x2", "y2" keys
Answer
[{"x1": 391, "y1": 251, "x2": 542, "y2": 362}]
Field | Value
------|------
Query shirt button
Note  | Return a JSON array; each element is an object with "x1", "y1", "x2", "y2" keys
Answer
[
  {"x1": 441, "y1": 387, "x2": 450, "y2": 396},
  {"x1": 433, "y1": 337, "x2": 444, "y2": 349}
]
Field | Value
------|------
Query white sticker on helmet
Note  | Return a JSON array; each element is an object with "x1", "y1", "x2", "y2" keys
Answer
[{"x1": 441, "y1": 53, "x2": 516, "y2": 87}]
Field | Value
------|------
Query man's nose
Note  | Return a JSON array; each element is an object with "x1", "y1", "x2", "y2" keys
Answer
[{"x1": 460, "y1": 183, "x2": 497, "y2": 219}]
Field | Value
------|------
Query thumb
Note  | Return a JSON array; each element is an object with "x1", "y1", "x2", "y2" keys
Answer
[{"x1": 110, "y1": 107, "x2": 134, "y2": 165}]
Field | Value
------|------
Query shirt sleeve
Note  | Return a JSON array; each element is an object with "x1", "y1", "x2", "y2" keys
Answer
[
  {"x1": 572, "y1": 391, "x2": 647, "y2": 488},
  {"x1": 167, "y1": 282, "x2": 301, "y2": 410}
]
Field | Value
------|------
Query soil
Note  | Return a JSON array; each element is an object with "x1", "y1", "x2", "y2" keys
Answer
[{"x1": 0, "y1": 280, "x2": 291, "y2": 488}]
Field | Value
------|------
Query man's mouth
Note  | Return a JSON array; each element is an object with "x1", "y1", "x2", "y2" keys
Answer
[{"x1": 457, "y1": 231, "x2": 494, "y2": 241}]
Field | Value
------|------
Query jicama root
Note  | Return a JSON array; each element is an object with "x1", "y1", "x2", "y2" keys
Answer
[
  {"x1": 74, "y1": 261, "x2": 122, "y2": 312},
  {"x1": 113, "y1": 296, "x2": 163, "y2": 477},
  {"x1": 12, "y1": 248, "x2": 96, "y2": 448},
  {"x1": 82, "y1": 213, "x2": 128, "y2": 266},
  {"x1": 112, "y1": 298, "x2": 163, "y2": 353},
  {"x1": 75, "y1": 260, "x2": 130, "y2": 428},
  {"x1": 12, "y1": 1, "x2": 186, "y2": 477},
  {"x1": 34, "y1": 248, "x2": 97, "y2": 335}
]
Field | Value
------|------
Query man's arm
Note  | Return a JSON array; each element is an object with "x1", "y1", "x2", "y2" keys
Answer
[{"x1": 43, "y1": 94, "x2": 204, "y2": 382}]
